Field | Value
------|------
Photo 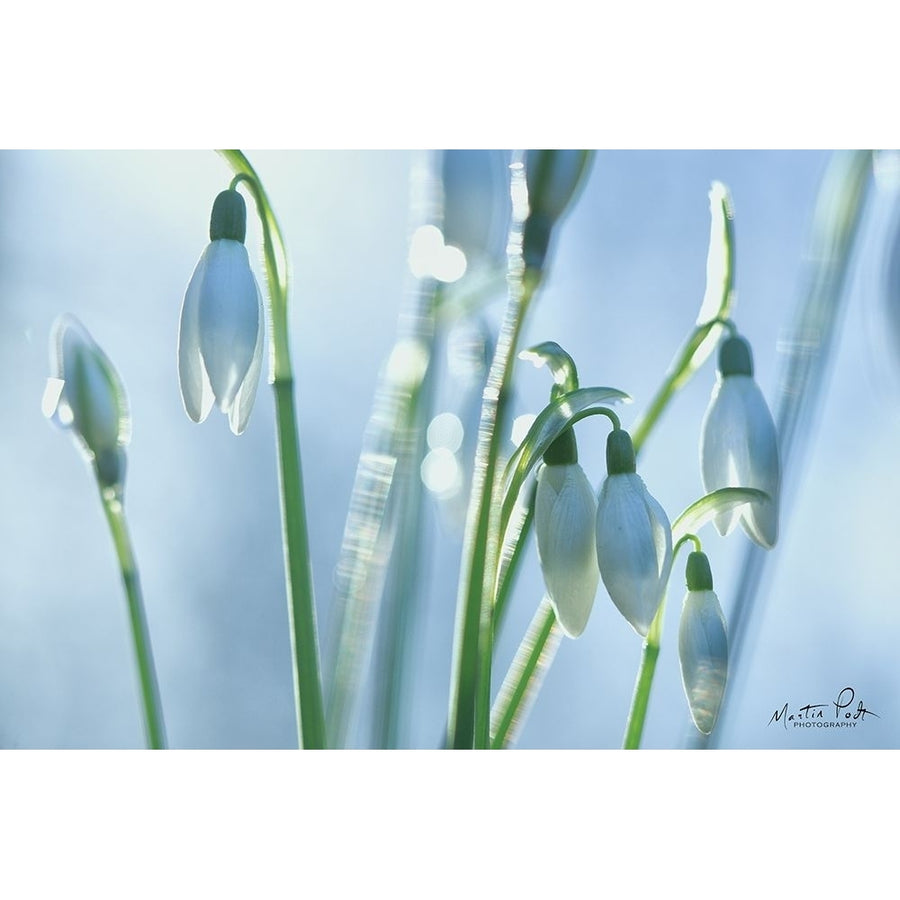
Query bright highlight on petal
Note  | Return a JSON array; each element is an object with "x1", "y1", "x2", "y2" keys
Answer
[{"x1": 535, "y1": 462, "x2": 599, "y2": 638}]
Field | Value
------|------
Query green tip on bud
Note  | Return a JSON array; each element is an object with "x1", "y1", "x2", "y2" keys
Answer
[
  {"x1": 606, "y1": 428, "x2": 636, "y2": 475},
  {"x1": 718, "y1": 336, "x2": 753, "y2": 377},
  {"x1": 209, "y1": 189, "x2": 247, "y2": 243},
  {"x1": 543, "y1": 427, "x2": 578, "y2": 466},
  {"x1": 686, "y1": 551, "x2": 714, "y2": 591}
]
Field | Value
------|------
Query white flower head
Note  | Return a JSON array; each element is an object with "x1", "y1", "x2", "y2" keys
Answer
[
  {"x1": 595, "y1": 429, "x2": 673, "y2": 637},
  {"x1": 678, "y1": 551, "x2": 728, "y2": 735},
  {"x1": 700, "y1": 335, "x2": 780, "y2": 548},
  {"x1": 534, "y1": 428, "x2": 599, "y2": 638},
  {"x1": 178, "y1": 189, "x2": 264, "y2": 436},
  {"x1": 43, "y1": 314, "x2": 130, "y2": 490}
]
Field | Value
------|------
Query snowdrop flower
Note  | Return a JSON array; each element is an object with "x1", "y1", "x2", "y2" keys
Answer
[
  {"x1": 700, "y1": 335, "x2": 780, "y2": 548},
  {"x1": 595, "y1": 429, "x2": 673, "y2": 637},
  {"x1": 178, "y1": 188, "x2": 264, "y2": 435},
  {"x1": 534, "y1": 428, "x2": 599, "y2": 638},
  {"x1": 42, "y1": 315, "x2": 130, "y2": 491},
  {"x1": 678, "y1": 551, "x2": 728, "y2": 735}
]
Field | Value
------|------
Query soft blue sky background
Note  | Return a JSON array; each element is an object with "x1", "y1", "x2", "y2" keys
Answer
[{"x1": 1, "y1": 150, "x2": 898, "y2": 749}]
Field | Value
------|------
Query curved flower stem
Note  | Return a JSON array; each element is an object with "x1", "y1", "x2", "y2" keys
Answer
[
  {"x1": 220, "y1": 150, "x2": 326, "y2": 749},
  {"x1": 100, "y1": 489, "x2": 167, "y2": 749},
  {"x1": 630, "y1": 319, "x2": 724, "y2": 456}
]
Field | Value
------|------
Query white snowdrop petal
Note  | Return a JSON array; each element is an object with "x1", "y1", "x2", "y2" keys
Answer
[
  {"x1": 229, "y1": 284, "x2": 265, "y2": 436},
  {"x1": 596, "y1": 473, "x2": 670, "y2": 637},
  {"x1": 700, "y1": 378, "x2": 746, "y2": 536},
  {"x1": 679, "y1": 589, "x2": 728, "y2": 734},
  {"x1": 535, "y1": 464, "x2": 599, "y2": 638},
  {"x1": 197, "y1": 240, "x2": 261, "y2": 412},
  {"x1": 701, "y1": 374, "x2": 781, "y2": 546},
  {"x1": 178, "y1": 246, "x2": 214, "y2": 423}
]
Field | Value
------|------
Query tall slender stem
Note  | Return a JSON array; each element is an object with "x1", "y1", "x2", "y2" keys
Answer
[
  {"x1": 622, "y1": 604, "x2": 664, "y2": 749},
  {"x1": 219, "y1": 150, "x2": 326, "y2": 749},
  {"x1": 447, "y1": 219, "x2": 538, "y2": 748},
  {"x1": 100, "y1": 490, "x2": 167, "y2": 749}
]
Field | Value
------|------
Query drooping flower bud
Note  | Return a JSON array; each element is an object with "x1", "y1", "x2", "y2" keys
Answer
[
  {"x1": 595, "y1": 429, "x2": 673, "y2": 637},
  {"x1": 534, "y1": 429, "x2": 599, "y2": 638},
  {"x1": 43, "y1": 315, "x2": 130, "y2": 492},
  {"x1": 178, "y1": 188, "x2": 265, "y2": 436},
  {"x1": 678, "y1": 551, "x2": 728, "y2": 735},
  {"x1": 700, "y1": 334, "x2": 780, "y2": 548}
]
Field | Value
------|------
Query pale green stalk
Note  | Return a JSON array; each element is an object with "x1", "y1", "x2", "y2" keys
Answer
[
  {"x1": 100, "y1": 488, "x2": 166, "y2": 749},
  {"x1": 447, "y1": 197, "x2": 538, "y2": 749},
  {"x1": 324, "y1": 153, "x2": 443, "y2": 749},
  {"x1": 371, "y1": 343, "x2": 437, "y2": 748},
  {"x1": 622, "y1": 599, "x2": 665, "y2": 749},
  {"x1": 219, "y1": 150, "x2": 326, "y2": 749},
  {"x1": 490, "y1": 598, "x2": 560, "y2": 749}
]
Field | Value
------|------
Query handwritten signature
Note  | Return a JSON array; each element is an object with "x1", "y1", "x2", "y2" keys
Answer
[{"x1": 768, "y1": 687, "x2": 879, "y2": 730}]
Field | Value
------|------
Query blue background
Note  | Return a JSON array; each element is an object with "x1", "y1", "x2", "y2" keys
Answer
[{"x1": 1, "y1": 149, "x2": 897, "y2": 749}]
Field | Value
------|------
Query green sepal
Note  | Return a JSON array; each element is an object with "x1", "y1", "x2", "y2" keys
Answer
[
  {"x1": 542, "y1": 427, "x2": 577, "y2": 466},
  {"x1": 210, "y1": 189, "x2": 247, "y2": 243},
  {"x1": 685, "y1": 551, "x2": 713, "y2": 591},
  {"x1": 719, "y1": 335, "x2": 753, "y2": 377},
  {"x1": 606, "y1": 429, "x2": 636, "y2": 475}
]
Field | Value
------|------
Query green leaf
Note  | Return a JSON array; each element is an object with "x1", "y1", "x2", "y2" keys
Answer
[
  {"x1": 672, "y1": 487, "x2": 769, "y2": 544},
  {"x1": 697, "y1": 181, "x2": 736, "y2": 325},
  {"x1": 490, "y1": 598, "x2": 562, "y2": 749},
  {"x1": 519, "y1": 341, "x2": 579, "y2": 396}
]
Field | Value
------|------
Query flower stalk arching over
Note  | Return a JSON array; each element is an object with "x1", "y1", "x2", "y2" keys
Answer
[
  {"x1": 595, "y1": 429, "x2": 673, "y2": 637},
  {"x1": 534, "y1": 428, "x2": 599, "y2": 638},
  {"x1": 42, "y1": 314, "x2": 130, "y2": 492},
  {"x1": 178, "y1": 188, "x2": 264, "y2": 436},
  {"x1": 700, "y1": 334, "x2": 780, "y2": 548},
  {"x1": 678, "y1": 550, "x2": 728, "y2": 735}
]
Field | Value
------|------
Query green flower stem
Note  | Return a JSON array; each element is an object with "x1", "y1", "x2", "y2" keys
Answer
[
  {"x1": 630, "y1": 319, "x2": 723, "y2": 456},
  {"x1": 490, "y1": 598, "x2": 560, "y2": 749},
  {"x1": 447, "y1": 218, "x2": 540, "y2": 749},
  {"x1": 493, "y1": 487, "x2": 535, "y2": 630},
  {"x1": 622, "y1": 603, "x2": 665, "y2": 750},
  {"x1": 100, "y1": 490, "x2": 166, "y2": 749},
  {"x1": 220, "y1": 150, "x2": 326, "y2": 749}
]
